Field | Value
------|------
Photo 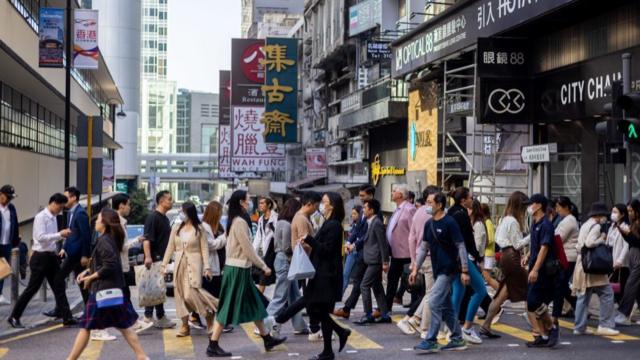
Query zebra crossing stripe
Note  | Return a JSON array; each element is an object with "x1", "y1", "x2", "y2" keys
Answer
[
  {"x1": 78, "y1": 339, "x2": 103, "y2": 360},
  {"x1": 239, "y1": 323, "x2": 288, "y2": 353},
  {"x1": 557, "y1": 320, "x2": 639, "y2": 341},
  {"x1": 162, "y1": 329, "x2": 195, "y2": 358},
  {"x1": 332, "y1": 317, "x2": 383, "y2": 350}
]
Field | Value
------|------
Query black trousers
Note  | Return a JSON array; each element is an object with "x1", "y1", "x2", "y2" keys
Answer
[
  {"x1": 54, "y1": 255, "x2": 89, "y2": 320},
  {"x1": 306, "y1": 302, "x2": 346, "y2": 356},
  {"x1": 361, "y1": 264, "x2": 388, "y2": 315},
  {"x1": 11, "y1": 252, "x2": 63, "y2": 320},
  {"x1": 553, "y1": 261, "x2": 577, "y2": 317},
  {"x1": 275, "y1": 296, "x2": 320, "y2": 333},
  {"x1": 385, "y1": 257, "x2": 411, "y2": 311},
  {"x1": 344, "y1": 256, "x2": 366, "y2": 311}
]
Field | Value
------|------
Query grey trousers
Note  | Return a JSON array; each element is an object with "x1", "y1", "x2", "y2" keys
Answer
[{"x1": 361, "y1": 263, "x2": 388, "y2": 316}]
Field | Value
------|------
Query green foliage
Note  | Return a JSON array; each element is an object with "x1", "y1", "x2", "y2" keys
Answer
[{"x1": 128, "y1": 188, "x2": 150, "y2": 225}]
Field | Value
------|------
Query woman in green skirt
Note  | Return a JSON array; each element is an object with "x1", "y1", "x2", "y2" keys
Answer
[{"x1": 206, "y1": 190, "x2": 287, "y2": 357}]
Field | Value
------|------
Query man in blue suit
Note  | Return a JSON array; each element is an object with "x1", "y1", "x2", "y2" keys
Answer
[
  {"x1": 0, "y1": 185, "x2": 20, "y2": 305},
  {"x1": 45, "y1": 187, "x2": 91, "y2": 325}
]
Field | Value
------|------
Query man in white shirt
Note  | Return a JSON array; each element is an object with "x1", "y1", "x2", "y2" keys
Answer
[{"x1": 8, "y1": 193, "x2": 71, "y2": 328}]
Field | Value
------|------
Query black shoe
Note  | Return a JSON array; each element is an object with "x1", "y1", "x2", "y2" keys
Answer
[
  {"x1": 63, "y1": 317, "x2": 79, "y2": 327},
  {"x1": 526, "y1": 336, "x2": 549, "y2": 348},
  {"x1": 309, "y1": 353, "x2": 335, "y2": 360},
  {"x1": 222, "y1": 325, "x2": 234, "y2": 333},
  {"x1": 547, "y1": 327, "x2": 559, "y2": 348},
  {"x1": 374, "y1": 316, "x2": 392, "y2": 324},
  {"x1": 7, "y1": 317, "x2": 24, "y2": 329},
  {"x1": 43, "y1": 309, "x2": 61, "y2": 318},
  {"x1": 354, "y1": 315, "x2": 375, "y2": 326},
  {"x1": 206, "y1": 340, "x2": 232, "y2": 357},
  {"x1": 480, "y1": 327, "x2": 501, "y2": 339},
  {"x1": 262, "y1": 334, "x2": 287, "y2": 351},
  {"x1": 338, "y1": 329, "x2": 351, "y2": 352}
]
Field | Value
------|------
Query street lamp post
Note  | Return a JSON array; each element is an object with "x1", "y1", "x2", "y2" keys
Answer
[{"x1": 64, "y1": 0, "x2": 72, "y2": 188}]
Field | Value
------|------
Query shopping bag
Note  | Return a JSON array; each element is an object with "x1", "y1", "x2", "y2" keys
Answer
[
  {"x1": 0, "y1": 257, "x2": 11, "y2": 280},
  {"x1": 287, "y1": 245, "x2": 315, "y2": 281},
  {"x1": 134, "y1": 262, "x2": 166, "y2": 307}
]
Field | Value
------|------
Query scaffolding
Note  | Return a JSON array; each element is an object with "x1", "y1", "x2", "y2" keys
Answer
[{"x1": 440, "y1": 53, "x2": 530, "y2": 220}]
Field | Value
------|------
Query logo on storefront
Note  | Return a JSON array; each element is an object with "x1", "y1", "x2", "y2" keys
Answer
[
  {"x1": 410, "y1": 121, "x2": 433, "y2": 161},
  {"x1": 371, "y1": 154, "x2": 406, "y2": 186},
  {"x1": 488, "y1": 88, "x2": 525, "y2": 114}
]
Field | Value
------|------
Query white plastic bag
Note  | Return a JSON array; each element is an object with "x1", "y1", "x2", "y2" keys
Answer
[
  {"x1": 134, "y1": 262, "x2": 166, "y2": 307},
  {"x1": 287, "y1": 245, "x2": 316, "y2": 281}
]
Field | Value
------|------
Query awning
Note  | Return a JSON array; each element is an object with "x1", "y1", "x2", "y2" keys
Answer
[{"x1": 287, "y1": 176, "x2": 326, "y2": 189}]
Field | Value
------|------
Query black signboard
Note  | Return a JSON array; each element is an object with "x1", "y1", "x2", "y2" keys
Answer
[
  {"x1": 391, "y1": 0, "x2": 576, "y2": 78},
  {"x1": 535, "y1": 47, "x2": 640, "y2": 122},
  {"x1": 367, "y1": 41, "x2": 391, "y2": 61},
  {"x1": 231, "y1": 38, "x2": 265, "y2": 106},
  {"x1": 219, "y1": 70, "x2": 231, "y2": 125},
  {"x1": 478, "y1": 77, "x2": 532, "y2": 123},
  {"x1": 476, "y1": 37, "x2": 531, "y2": 78}
]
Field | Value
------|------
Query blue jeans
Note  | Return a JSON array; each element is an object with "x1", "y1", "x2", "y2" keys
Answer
[
  {"x1": 425, "y1": 274, "x2": 463, "y2": 343},
  {"x1": 342, "y1": 250, "x2": 359, "y2": 295},
  {"x1": 266, "y1": 252, "x2": 307, "y2": 331},
  {"x1": 574, "y1": 284, "x2": 616, "y2": 331},
  {"x1": 0, "y1": 244, "x2": 12, "y2": 294},
  {"x1": 452, "y1": 259, "x2": 487, "y2": 322}
]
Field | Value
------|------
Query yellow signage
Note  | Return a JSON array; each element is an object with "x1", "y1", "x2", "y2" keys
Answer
[
  {"x1": 371, "y1": 154, "x2": 406, "y2": 186},
  {"x1": 407, "y1": 85, "x2": 438, "y2": 186}
]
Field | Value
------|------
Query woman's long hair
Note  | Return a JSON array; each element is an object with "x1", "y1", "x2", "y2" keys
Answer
[
  {"x1": 628, "y1": 199, "x2": 640, "y2": 237},
  {"x1": 178, "y1": 202, "x2": 202, "y2": 237},
  {"x1": 504, "y1": 191, "x2": 529, "y2": 231},
  {"x1": 279, "y1": 198, "x2": 302, "y2": 223},
  {"x1": 203, "y1": 201, "x2": 224, "y2": 235},
  {"x1": 324, "y1": 192, "x2": 345, "y2": 223},
  {"x1": 613, "y1": 203, "x2": 630, "y2": 225},
  {"x1": 100, "y1": 208, "x2": 125, "y2": 252},
  {"x1": 470, "y1": 199, "x2": 485, "y2": 224},
  {"x1": 226, "y1": 190, "x2": 248, "y2": 236},
  {"x1": 556, "y1": 196, "x2": 579, "y2": 219},
  {"x1": 450, "y1": 187, "x2": 470, "y2": 206}
]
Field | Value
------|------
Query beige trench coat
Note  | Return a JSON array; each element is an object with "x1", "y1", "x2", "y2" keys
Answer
[{"x1": 162, "y1": 224, "x2": 211, "y2": 289}]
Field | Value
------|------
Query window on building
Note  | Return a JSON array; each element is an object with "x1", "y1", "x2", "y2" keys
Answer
[
  {"x1": 201, "y1": 124, "x2": 217, "y2": 154},
  {"x1": 159, "y1": 11, "x2": 167, "y2": 20},
  {"x1": 399, "y1": 0, "x2": 407, "y2": 19}
]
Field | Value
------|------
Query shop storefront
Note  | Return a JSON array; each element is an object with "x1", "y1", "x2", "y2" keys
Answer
[{"x1": 369, "y1": 122, "x2": 408, "y2": 213}]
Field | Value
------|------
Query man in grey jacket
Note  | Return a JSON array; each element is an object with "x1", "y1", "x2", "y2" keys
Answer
[{"x1": 355, "y1": 199, "x2": 391, "y2": 325}]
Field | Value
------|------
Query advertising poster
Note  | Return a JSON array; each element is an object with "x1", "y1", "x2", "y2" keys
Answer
[
  {"x1": 231, "y1": 107, "x2": 285, "y2": 172},
  {"x1": 39, "y1": 8, "x2": 64, "y2": 68},
  {"x1": 73, "y1": 9, "x2": 99, "y2": 69},
  {"x1": 306, "y1": 148, "x2": 327, "y2": 178},
  {"x1": 102, "y1": 159, "x2": 114, "y2": 191}
]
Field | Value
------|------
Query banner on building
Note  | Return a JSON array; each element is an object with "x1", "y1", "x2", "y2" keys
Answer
[
  {"x1": 231, "y1": 107, "x2": 285, "y2": 172},
  {"x1": 306, "y1": 148, "x2": 327, "y2": 178},
  {"x1": 73, "y1": 9, "x2": 99, "y2": 69},
  {"x1": 261, "y1": 37, "x2": 298, "y2": 143},
  {"x1": 217, "y1": 125, "x2": 234, "y2": 178},
  {"x1": 39, "y1": 8, "x2": 64, "y2": 68},
  {"x1": 408, "y1": 87, "x2": 438, "y2": 186},
  {"x1": 102, "y1": 159, "x2": 114, "y2": 192},
  {"x1": 231, "y1": 39, "x2": 265, "y2": 106},
  {"x1": 349, "y1": 0, "x2": 382, "y2": 37},
  {"x1": 219, "y1": 70, "x2": 231, "y2": 125}
]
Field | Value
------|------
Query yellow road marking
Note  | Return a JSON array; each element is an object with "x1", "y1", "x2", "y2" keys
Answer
[
  {"x1": 0, "y1": 348, "x2": 8, "y2": 358},
  {"x1": 240, "y1": 323, "x2": 287, "y2": 353},
  {"x1": 474, "y1": 320, "x2": 534, "y2": 342},
  {"x1": 162, "y1": 328, "x2": 195, "y2": 358},
  {"x1": 0, "y1": 324, "x2": 63, "y2": 345},
  {"x1": 79, "y1": 339, "x2": 103, "y2": 360},
  {"x1": 557, "y1": 319, "x2": 639, "y2": 341},
  {"x1": 332, "y1": 317, "x2": 383, "y2": 349}
]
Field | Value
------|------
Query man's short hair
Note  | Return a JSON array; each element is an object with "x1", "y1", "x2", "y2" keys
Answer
[
  {"x1": 64, "y1": 186, "x2": 81, "y2": 200},
  {"x1": 359, "y1": 184, "x2": 375, "y2": 197},
  {"x1": 393, "y1": 184, "x2": 410, "y2": 199},
  {"x1": 112, "y1": 193, "x2": 130, "y2": 210},
  {"x1": 49, "y1": 193, "x2": 68, "y2": 205},
  {"x1": 300, "y1": 191, "x2": 322, "y2": 205},
  {"x1": 363, "y1": 199, "x2": 381, "y2": 215},
  {"x1": 156, "y1": 190, "x2": 171, "y2": 205}
]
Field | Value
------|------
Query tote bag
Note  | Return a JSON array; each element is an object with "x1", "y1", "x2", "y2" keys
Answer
[
  {"x1": 287, "y1": 245, "x2": 316, "y2": 281},
  {"x1": 134, "y1": 262, "x2": 166, "y2": 307}
]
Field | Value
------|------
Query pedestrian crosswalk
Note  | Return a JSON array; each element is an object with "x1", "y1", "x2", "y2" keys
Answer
[
  {"x1": 162, "y1": 328, "x2": 195, "y2": 358},
  {"x1": 79, "y1": 339, "x2": 104, "y2": 360}
]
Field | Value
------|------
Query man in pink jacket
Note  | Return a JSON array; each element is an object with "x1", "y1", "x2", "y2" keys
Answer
[{"x1": 385, "y1": 184, "x2": 416, "y2": 313}]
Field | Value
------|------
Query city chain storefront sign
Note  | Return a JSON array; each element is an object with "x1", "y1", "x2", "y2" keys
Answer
[
  {"x1": 479, "y1": 78, "x2": 532, "y2": 123},
  {"x1": 371, "y1": 154, "x2": 406, "y2": 186},
  {"x1": 408, "y1": 88, "x2": 438, "y2": 186},
  {"x1": 391, "y1": 0, "x2": 576, "y2": 78}
]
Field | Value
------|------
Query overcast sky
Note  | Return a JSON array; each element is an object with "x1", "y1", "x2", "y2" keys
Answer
[{"x1": 168, "y1": 0, "x2": 241, "y2": 93}]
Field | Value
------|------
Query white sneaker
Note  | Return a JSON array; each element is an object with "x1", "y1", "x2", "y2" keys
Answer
[
  {"x1": 253, "y1": 327, "x2": 261, "y2": 335},
  {"x1": 90, "y1": 330, "x2": 117, "y2": 341},
  {"x1": 573, "y1": 328, "x2": 594, "y2": 335},
  {"x1": 408, "y1": 317, "x2": 422, "y2": 333},
  {"x1": 462, "y1": 327, "x2": 482, "y2": 345},
  {"x1": 308, "y1": 330, "x2": 323, "y2": 342},
  {"x1": 420, "y1": 331, "x2": 428, "y2": 340},
  {"x1": 154, "y1": 316, "x2": 176, "y2": 329},
  {"x1": 0, "y1": 295, "x2": 9, "y2": 305},
  {"x1": 615, "y1": 313, "x2": 632, "y2": 326},
  {"x1": 133, "y1": 319, "x2": 154, "y2": 334},
  {"x1": 397, "y1": 319, "x2": 416, "y2": 335},
  {"x1": 596, "y1": 326, "x2": 620, "y2": 336}
]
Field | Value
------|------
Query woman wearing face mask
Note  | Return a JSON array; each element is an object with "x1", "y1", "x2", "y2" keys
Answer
[
  {"x1": 161, "y1": 202, "x2": 218, "y2": 337},
  {"x1": 615, "y1": 199, "x2": 640, "y2": 326},
  {"x1": 552, "y1": 197, "x2": 580, "y2": 321},
  {"x1": 480, "y1": 191, "x2": 530, "y2": 339},
  {"x1": 67, "y1": 208, "x2": 148, "y2": 360},
  {"x1": 572, "y1": 202, "x2": 620, "y2": 336},
  {"x1": 206, "y1": 190, "x2": 286, "y2": 357},
  {"x1": 607, "y1": 204, "x2": 630, "y2": 305},
  {"x1": 299, "y1": 192, "x2": 351, "y2": 360}
]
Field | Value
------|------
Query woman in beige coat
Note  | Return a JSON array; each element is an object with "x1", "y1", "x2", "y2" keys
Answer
[{"x1": 162, "y1": 202, "x2": 218, "y2": 337}]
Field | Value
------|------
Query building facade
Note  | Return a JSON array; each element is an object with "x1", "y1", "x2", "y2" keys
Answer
[{"x1": 241, "y1": 0, "x2": 304, "y2": 38}]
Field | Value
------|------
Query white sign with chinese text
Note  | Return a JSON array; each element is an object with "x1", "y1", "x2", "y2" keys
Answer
[
  {"x1": 231, "y1": 106, "x2": 285, "y2": 172},
  {"x1": 218, "y1": 125, "x2": 235, "y2": 178},
  {"x1": 521, "y1": 143, "x2": 557, "y2": 163},
  {"x1": 73, "y1": 9, "x2": 99, "y2": 69}
]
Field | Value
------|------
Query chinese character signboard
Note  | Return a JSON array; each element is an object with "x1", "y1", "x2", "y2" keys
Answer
[
  {"x1": 219, "y1": 70, "x2": 231, "y2": 125},
  {"x1": 261, "y1": 37, "x2": 298, "y2": 143},
  {"x1": 349, "y1": 0, "x2": 382, "y2": 37},
  {"x1": 73, "y1": 9, "x2": 99, "y2": 69},
  {"x1": 231, "y1": 39, "x2": 265, "y2": 106},
  {"x1": 231, "y1": 107, "x2": 285, "y2": 172},
  {"x1": 217, "y1": 125, "x2": 234, "y2": 178},
  {"x1": 367, "y1": 41, "x2": 391, "y2": 61},
  {"x1": 476, "y1": 38, "x2": 530, "y2": 78},
  {"x1": 306, "y1": 148, "x2": 327, "y2": 178},
  {"x1": 39, "y1": 8, "x2": 64, "y2": 68}
]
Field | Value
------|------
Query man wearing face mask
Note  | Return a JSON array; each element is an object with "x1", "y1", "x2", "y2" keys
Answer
[{"x1": 524, "y1": 194, "x2": 559, "y2": 348}]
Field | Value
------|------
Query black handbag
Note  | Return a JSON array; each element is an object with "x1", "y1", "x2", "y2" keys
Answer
[{"x1": 581, "y1": 244, "x2": 613, "y2": 274}]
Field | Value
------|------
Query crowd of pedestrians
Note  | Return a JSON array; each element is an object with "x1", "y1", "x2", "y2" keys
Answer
[{"x1": 2, "y1": 181, "x2": 640, "y2": 359}]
